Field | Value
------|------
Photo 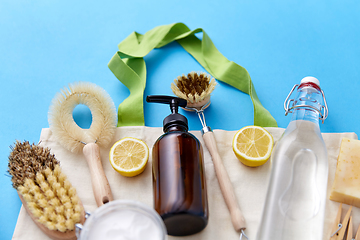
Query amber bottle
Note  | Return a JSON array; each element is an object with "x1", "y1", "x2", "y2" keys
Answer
[{"x1": 146, "y1": 95, "x2": 209, "y2": 236}]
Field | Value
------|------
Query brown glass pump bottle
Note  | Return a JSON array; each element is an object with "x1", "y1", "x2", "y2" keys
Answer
[{"x1": 146, "y1": 95, "x2": 209, "y2": 236}]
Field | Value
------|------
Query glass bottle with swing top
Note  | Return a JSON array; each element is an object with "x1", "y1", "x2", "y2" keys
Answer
[{"x1": 256, "y1": 77, "x2": 329, "y2": 240}]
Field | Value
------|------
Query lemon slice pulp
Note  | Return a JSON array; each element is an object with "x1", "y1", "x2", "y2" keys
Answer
[
  {"x1": 109, "y1": 137, "x2": 149, "y2": 177},
  {"x1": 232, "y1": 126, "x2": 274, "y2": 167}
]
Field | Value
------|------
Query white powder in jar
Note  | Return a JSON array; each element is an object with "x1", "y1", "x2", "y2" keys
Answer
[{"x1": 86, "y1": 209, "x2": 163, "y2": 240}]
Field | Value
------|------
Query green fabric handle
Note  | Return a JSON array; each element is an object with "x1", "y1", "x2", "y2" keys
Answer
[{"x1": 108, "y1": 23, "x2": 278, "y2": 127}]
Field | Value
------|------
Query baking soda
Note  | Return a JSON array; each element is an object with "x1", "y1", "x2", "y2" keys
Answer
[{"x1": 87, "y1": 209, "x2": 164, "y2": 240}]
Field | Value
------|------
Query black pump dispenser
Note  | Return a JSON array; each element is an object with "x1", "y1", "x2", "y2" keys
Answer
[
  {"x1": 146, "y1": 95, "x2": 188, "y2": 132},
  {"x1": 145, "y1": 94, "x2": 209, "y2": 236}
]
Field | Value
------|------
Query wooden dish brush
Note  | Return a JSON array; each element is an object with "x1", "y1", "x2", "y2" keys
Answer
[
  {"x1": 172, "y1": 71, "x2": 248, "y2": 240},
  {"x1": 48, "y1": 82, "x2": 117, "y2": 206},
  {"x1": 8, "y1": 141, "x2": 85, "y2": 240}
]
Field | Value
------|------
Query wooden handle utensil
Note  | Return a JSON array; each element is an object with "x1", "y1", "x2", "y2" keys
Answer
[
  {"x1": 83, "y1": 143, "x2": 113, "y2": 206},
  {"x1": 203, "y1": 131, "x2": 246, "y2": 231}
]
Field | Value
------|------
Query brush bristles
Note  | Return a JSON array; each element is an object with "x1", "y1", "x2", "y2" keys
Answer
[
  {"x1": 8, "y1": 141, "x2": 59, "y2": 188},
  {"x1": 18, "y1": 165, "x2": 82, "y2": 232},
  {"x1": 171, "y1": 71, "x2": 216, "y2": 104},
  {"x1": 8, "y1": 141, "x2": 83, "y2": 232},
  {"x1": 48, "y1": 82, "x2": 117, "y2": 153}
]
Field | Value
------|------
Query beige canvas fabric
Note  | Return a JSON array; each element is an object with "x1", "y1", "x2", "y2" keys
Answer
[{"x1": 12, "y1": 127, "x2": 358, "y2": 239}]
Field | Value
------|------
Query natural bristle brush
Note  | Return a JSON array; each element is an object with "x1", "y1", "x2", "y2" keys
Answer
[
  {"x1": 48, "y1": 82, "x2": 117, "y2": 206},
  {"x1": 171, "y1": 72, "x2": 217, "y2": 109},
  {"x1": 171, "y1": 71, "x2": 249, "y2": 240},
  {"x1": 8, "y1": 141, "x2": 85, "y2": 240}
]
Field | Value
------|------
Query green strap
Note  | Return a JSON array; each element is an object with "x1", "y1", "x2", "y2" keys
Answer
[{"x1": 108, "y1": 23, "x2": 277, "y2": 127}]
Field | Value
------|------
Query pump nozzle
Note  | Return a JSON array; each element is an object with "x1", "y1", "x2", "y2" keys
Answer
[
  {"x1": 146, "y1": 95, "x2": 187, "y2": 114},
  {"x1": 146, "y1": 95, "x2": 189, "y2": 132}
]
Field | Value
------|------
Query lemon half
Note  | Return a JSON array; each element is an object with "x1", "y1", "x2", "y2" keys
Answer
[
  {"x1": 109, "y1": 137, "x2": 149, "y2": 177},
  {"x1": 232, "y1": 126, "x2": 274, "y2": 167}
]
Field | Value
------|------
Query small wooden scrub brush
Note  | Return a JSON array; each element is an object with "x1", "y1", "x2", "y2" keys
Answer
[
  {"x1": 8, "y1": 141, "x2": 85, "y2": 240},
  {"x1": 48, "y1": 82, "x2": 117, "y2": 206},
  {"x1": 172, "y1": 72, "x2": 249, "y2": 240}
]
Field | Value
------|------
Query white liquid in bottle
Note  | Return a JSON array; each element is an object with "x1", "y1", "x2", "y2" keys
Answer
[{"x1": 256, "y1": 77, "x2": 329, "y2": 240}]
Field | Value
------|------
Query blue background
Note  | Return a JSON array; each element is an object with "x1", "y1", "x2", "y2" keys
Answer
[{"x1": 1, "y1": 0, "x2": 359, "y2": 239}]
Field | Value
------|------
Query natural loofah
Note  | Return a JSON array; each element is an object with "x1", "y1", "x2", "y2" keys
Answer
[
  {"x1": 48, "y1": 82, "x2": 117, "y2": 153},
  {"x1": 171, "y1": 71, "x2": 217, "y2": 105},
  {"x1": 8, "y1": 141, "x2": 83, "y2": 233}
]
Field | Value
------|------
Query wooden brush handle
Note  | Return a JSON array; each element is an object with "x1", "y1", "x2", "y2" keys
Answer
[
  {"x1": 83, "y1": 143, "x2": 113, "y2": 206},
  {"x1": 202, "y1": 131, "x2": 246, "y2": 231}
]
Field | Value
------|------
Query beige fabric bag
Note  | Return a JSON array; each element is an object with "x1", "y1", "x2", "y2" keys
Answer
[{"x1": 12, "y1": 127, "x2": 358, "y2": 240}]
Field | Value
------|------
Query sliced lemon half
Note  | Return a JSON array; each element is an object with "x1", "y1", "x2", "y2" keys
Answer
[
  {"x1": 232, "y1": 126, "x2": 274, "y2": 167},
  {"x1": 109, "y1": 137, "x2": 149, "y2": 177}
]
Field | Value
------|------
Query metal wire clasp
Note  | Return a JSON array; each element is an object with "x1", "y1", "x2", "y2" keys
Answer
[
  {"x1": 75, "y1": 211, "x2": 91, "y2": 238},
  {"x1": 183, "y1": 101, "x2": 211, "y2": 129},
  {"x1": 239, "y1": 229, "x2": 249, "y2": 240},
  {"x1": 330, "y1": 223, "x2": 343, "y2": 237},
  {"x1": 283, "y1": 84, "x2": 329, "y2": 123}
]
